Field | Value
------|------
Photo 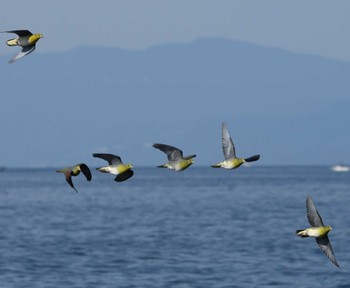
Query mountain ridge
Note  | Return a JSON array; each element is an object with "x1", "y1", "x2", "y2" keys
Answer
[{"x1": 0, "y1": 37, "x2": 349, "y2": 166}]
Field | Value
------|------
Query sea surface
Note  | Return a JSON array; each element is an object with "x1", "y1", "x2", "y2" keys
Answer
[{"x1": 0, "y1": 166, "x2": 349, "y2": 288}]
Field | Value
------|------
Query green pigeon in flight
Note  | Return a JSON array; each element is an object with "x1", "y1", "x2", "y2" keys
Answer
[
  {"x1": 56, "y1": 163, "x2": 92, "y2": 193},
  {"x1": 93, "y1": 153, "x2": 134, "y2": 182},
  {"x1": 211, "y1": 122, "x2": 260, "y2": 169},
  {"x1": 2, "y1": 30, "x2": 43, "y2": 63},
  {"x1": 153, "y1": 143, "x2": 196, "y2": 171},
  {"x1": 296, "y1": 196, "x2": 339, "y2": 268}
]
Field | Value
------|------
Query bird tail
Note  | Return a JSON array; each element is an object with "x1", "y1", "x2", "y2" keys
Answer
[
  {"x1": 211, "y1": 163, "x2": 221, "y2": 168},
  {"x1": 6, "y1": 39, "x2": 18, "y2": 46},
  {"x1": 244, "y1": 155, "x2": 260, "y2": 162},
  {"x1": 157, "y1": 164, "x2": 167, "y2": 168},
  {"x1": 96, "y1": 167, "x2": 109, "y2": 173},
  {"x1": 296, "y1": 229, "x2": 309, "y2": 237},
  {"x1": 184, "y1": 154, "x2": 197, "y2": 160}
]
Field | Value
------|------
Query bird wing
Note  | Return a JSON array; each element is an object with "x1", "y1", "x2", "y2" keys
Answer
[
  {"x1": 64, "y1": 171, "x2": 78, "y2": 193},
  {"x1": 153, "y1": 143, "x2": 183, "y2": 161},
  {"x1": 306, "y1": 196, "x2": 324, "y2": 227},
  {"x1": 8, "y1": 45, "x2": 35, "y2": 63},
  {"x1": 3, "y1": 30, "x2": 33, "y2": 37},
  {"x1": 316, "y1": 236, "x2": 339, "y2": 268},
  {"x1": 93, "y1": 153, "x2": 122, "y2": 165},
  {"x1": 79, "y1": 163, "x2": 92, "y2": 181},
  {"x1": 222, "y1": 122, "x2": 236, "y2": 160},
  {"x1": 114, "y1": 169, "x2": 134, "y2": 182}
]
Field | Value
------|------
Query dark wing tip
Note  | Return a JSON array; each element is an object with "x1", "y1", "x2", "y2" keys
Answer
[
  {"x1": 4, "y1": 30, "x2": 32, "y2": 36},
  {"x1": 79, "y1": 163, "x2": 92, "y2": 181},
  {"x1": 114, "y1": 170, "x2": 134, "y2": 182},
  {"x1": 93, "y1": 153, "x2": 121, "y2": 165},
  {"x1": 153, "y1": 143, "x2": 178, "y2": 150},
  {"x1": 65, "y1": 175, "x2": 78, "y2": 193},
  {"x1": 153, "y1": 143, "x2": 175, "y2": 151}
]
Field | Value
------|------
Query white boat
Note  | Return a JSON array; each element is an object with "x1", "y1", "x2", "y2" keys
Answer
[{"x1": 331, "y1": 164, "x2": 350, "y2": 172}]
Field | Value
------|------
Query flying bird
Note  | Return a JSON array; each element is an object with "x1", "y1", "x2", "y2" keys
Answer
[
  {"x1": 93, "y1": 153, "x2": 134, "y2": 182},
  {"x1": 296, "y1": 196, "x2": 339, "y2": 268},
  {"x1": 153, "y1": 143, "x2": 196, "y2": 171},
  {"x1": 56, "y1": 163, "x2": 92, "y2": 193},
  {"x1": 211, "y1": 122, "x2": 260, "y2": 169},
  {"x1": 2, "y1": 30, "x2": 43, "y2": 63}
]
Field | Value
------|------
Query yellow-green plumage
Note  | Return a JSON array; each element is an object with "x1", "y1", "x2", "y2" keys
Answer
[
  {"x1": 211, "y1": 158, "x2": 245, "y2": 169},
  {"x1": 97, "y1": 163, "x2": 133, "y2": 174},
  {"x1": 296, "y1": 226, "x2": 332, "y2": 238},
  {"x1": 160, "y1": 159, "x2": 195, "y2": 171},
  {"x1": 28, "y1": 34, "x2": 43, "y2": 45}
]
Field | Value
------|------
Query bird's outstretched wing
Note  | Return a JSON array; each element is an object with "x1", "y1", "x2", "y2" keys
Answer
[
  {"x1": 153, "y1": 143, "x2": 183, "y2": 161},
  {"x1": 79, "y1": 163, "x2": 92, "y2": 181},
  {"x1": 93, "y1": 153, "x2": 122, "y2": 165},
  {"x1": 64, "y1": 171, "x2": 78, "y2": 193},
  {"x1": 306, "y1": 196, "x2": 324, "y2": 227},
  {"x1": 2, "y1": 30, "x2": 32, "y2": 37},
  {"x1": 316, "y1": 236, "x2": 339, "y2": 268},
  {"x1": 114, "y1": 169, "x2": 134, "y2": 182},
  {"x1": 222, "y1": 122, "x2": 236, "y2": 160},
  {"x1": 9, "y1": 45, "x2": 35, "y2": 63}
]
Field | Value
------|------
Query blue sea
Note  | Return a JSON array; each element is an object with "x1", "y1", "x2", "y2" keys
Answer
[{"x1": 0, "y1": 166, "x2": 349, "y2": 288}]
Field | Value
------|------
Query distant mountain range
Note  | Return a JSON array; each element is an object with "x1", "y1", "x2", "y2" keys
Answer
[{"x1": 1, "y1": 38, "x2": 349, "y2": 167}]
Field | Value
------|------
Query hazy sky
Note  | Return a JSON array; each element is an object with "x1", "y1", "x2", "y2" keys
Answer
[
  {"x1": 1, "y1": 1, "x2": 350, "y2": 60},
  {"x1": 1, "y1": 1, "x2": 350, "y2": 167}
]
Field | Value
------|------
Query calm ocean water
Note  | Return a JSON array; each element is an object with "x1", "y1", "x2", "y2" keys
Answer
[{"x1": 0, "y1": 166, "x2": 349, "y2": 288}]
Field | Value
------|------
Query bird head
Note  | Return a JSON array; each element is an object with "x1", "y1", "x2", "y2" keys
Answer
[
  {"x1": 324, "y1": 225, "x2": 332, "y2": 234},
  {"x1": 29, "y1": 33, "x2": 43, "y2": 44}
]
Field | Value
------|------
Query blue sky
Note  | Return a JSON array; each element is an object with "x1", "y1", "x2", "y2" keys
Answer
[{"x1": 1, "y1": 1, "x2": 350, "y2": 60}]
